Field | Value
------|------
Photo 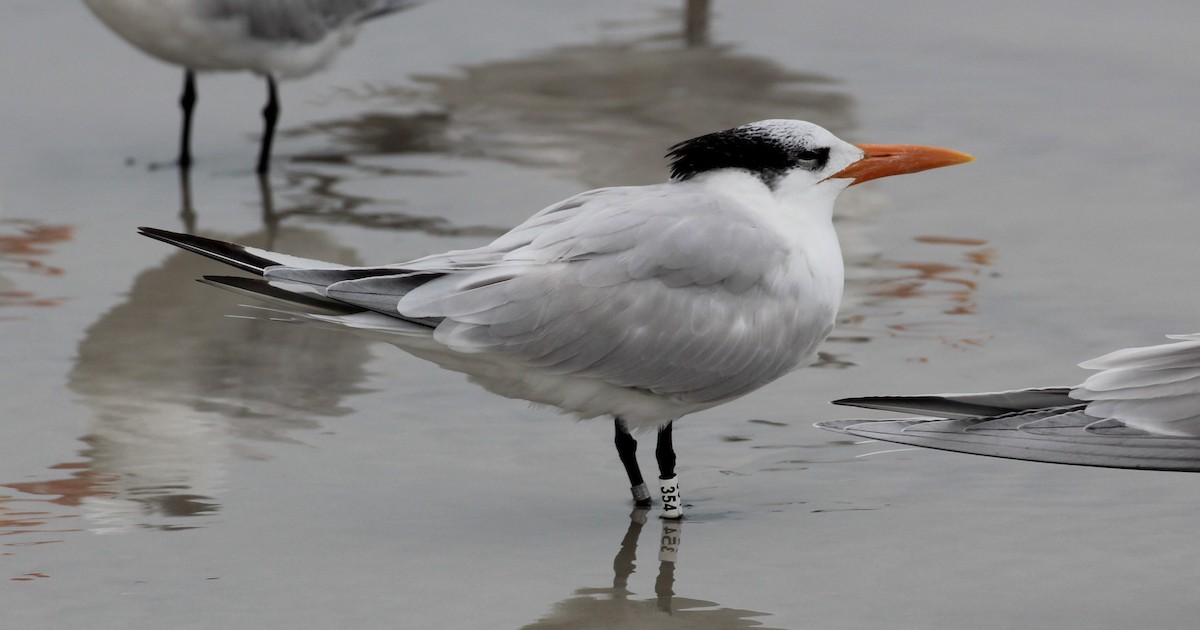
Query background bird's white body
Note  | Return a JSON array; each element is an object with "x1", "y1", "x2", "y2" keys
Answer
[
  {"x1": 82, "y1": 0, "x2": 419, "y2": 172},
  {"x1": 82, "y1": 0, "x2": 392, "y2": 78}
]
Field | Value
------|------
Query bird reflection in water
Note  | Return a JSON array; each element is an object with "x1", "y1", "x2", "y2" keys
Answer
[
  {"x1": 285, "y1": 0, "x2": 852, "y2": 191},
  {"x1": 523, "y1": 510, "x2": 781, "y2": 629},
  {"x1": 64, "y1": 226, "x2": 370, "y2": 531},
  {"x1": 272, "y1": 0, "x2": 855, "y2": 239},
  {"x1": 1, "y1": 198, "x2": 373, "y2": 562}
]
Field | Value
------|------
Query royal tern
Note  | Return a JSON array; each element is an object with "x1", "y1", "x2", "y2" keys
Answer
[
  {"x1": 139, "y1": 119, "x2": 972, "y2": 517},
  {"x1": 82, "y1": 0, "x2": 420, "y2": 173},
  {"x1": 820, "y1": 333, "x2": 1200, "y2": 470}
]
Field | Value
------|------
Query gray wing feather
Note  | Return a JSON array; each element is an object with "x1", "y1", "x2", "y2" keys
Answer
[
  {"x1": 203, "y1": 0, "x2": 419, "y2": 43},
  {"x1": 320, "y1": 275, "x2": 437, "y2": 325},
  {"x1": 329, "y1": 184, "x2": 812, "y2": 403},
  {"x1": 823, "y1": 334, "x2": 1200, "y2": 469},
  {"x1": 1071, "y1": 336, "x2": 1200, "y2": 436},
  {"x1": 833, "y1": 388, "x2": 1076, "y2": 419},
  {"x1": 818, "y1": 408, "x2": 1200, "y2": 472},
  {"x1": 265, "y1": 266, "x2": 421, "y2": 288},
  {"x1": 200, "y1": 275, "x2": 363, "y2": 315}
]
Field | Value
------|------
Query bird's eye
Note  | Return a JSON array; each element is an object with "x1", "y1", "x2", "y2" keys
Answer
[{"x1": 794, "y1": 147, "x2": 830, "y2": 170}]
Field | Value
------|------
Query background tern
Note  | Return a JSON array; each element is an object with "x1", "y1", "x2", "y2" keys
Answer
[
  {"x1": 82, "y1": 0, "x2": 421, "y2": 173},
  {"x1": 821, "y1": 333, "x2": 1200, "y2": 470},
  {"x1": 139, "y1": 119, "x2": 972, "y2": 518}
]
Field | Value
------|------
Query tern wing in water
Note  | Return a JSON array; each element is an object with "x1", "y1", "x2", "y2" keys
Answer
[
  {"x1": 831, "y1": 388, "x2": 1075, "y2": 419},
  {"x1": 820, "y1": 334, "x2": 1200, "y2": 471},
  {"x1": 818, "y1": 405, "x2": 1200, "y2": 472}
]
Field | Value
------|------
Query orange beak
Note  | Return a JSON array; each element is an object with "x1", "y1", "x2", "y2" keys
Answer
[{"x1": 831, "y1": 144, "x2": 974, "y2": 186}]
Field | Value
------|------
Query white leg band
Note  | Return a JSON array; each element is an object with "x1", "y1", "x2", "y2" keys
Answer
[
  {"x1": 631, "y1": 483, "x2": 651, "y2": 503},
  {"x1": 659, "y1": 475, "x2": 682, "y2": 519}
]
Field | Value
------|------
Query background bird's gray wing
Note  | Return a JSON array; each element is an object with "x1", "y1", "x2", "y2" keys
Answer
[
  {"x1": 326, "y1": 184, "x2": 817, "y2": 403},
  {"x1": 818, "y1": 407, "x2": 1200, "y2": 472},
  {"x1": 203, "y1": 0, "x2": 420, "y2": 43},
  {"x1": 833, "y1": 388, "x2": 1075, "y2": 419},
  {"x1": 823, "y1": 334, "x2": 1200, "y2": 470},
  {"x1": 1073, "y1": 334, "x2": 1200, "y2": 437}
]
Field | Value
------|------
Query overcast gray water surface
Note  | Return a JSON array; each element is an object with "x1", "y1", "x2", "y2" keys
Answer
[{"x1": 3, "y1": 2, "x2": 1200, "y2": 628}]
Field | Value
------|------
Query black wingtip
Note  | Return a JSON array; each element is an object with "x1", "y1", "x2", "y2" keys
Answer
[
  {"x1": 137, "y1": 226, "x2": 177, "y2": 240},
  {"x1": 138, "y1": 226, "x2": 279, "y2": 275},
  {"x1": 832, "y1": 396, "x2": 883, "y2": 408},
  {"x1": 201, "y1": 275, "x2": 365, "y2": 315}
]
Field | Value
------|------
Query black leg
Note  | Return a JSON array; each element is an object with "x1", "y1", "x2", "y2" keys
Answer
[
  {"x1": 256, "y1": 76, "x2": 279, "y2": 174},
  {"x1": 178, "y1": 70, "x2": 197, "y2": 170},
  {"x1": 614, "y1": 418, "x2": 651, "y2": 506},
  {"x1": 657, "y1": 422, "x2": 682, "y2": 519},
  {"x1": 655, "y1": 421, "x2": 676, "y2": 479}
]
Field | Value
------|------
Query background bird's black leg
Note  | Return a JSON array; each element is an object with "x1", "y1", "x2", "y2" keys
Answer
[
  {"x1": 657, "y1": 422, "x2": 682, "y2": 519},
  {"x1": 614, "y1": 418, "x2": 651, "y2": 506},
  {"x1": 256, "y1": 76, "x2": 279, "y2": 174},
  {"x1": 178, "y1": 69, "x2": 196, "y2": 170}
]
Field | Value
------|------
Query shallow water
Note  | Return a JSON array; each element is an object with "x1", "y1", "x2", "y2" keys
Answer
[{"x1": 4, "y1": 1, "x2": 1200, "y2": 628}]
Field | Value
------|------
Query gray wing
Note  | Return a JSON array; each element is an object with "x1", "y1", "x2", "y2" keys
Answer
[
  {"x1": 820, "y1": 334, "x2": 1200, "y2": 470},
  {"x1": 818, "y1": 407, "x2": 1200, "y2": 472},
  {"x1": 833, "y1": 388, "x2": 1075, "y2": 419},
  {"x1": 316, "y1": 184, "x2": 822, "y2": 404},
  {"x1": 203, "y1": 0, "x2": 420, "y2": 43},
  {"x1": 1072, "y1": 334, "x2": 1200, "y2": 437}
]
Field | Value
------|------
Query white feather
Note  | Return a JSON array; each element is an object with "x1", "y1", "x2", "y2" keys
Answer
[
  {"x1": 1071, "y1": 334, "x2": 1200, "y2": 436},
  {"x1": 151, "y1": 120, "x2": 940, "y2": 432}
]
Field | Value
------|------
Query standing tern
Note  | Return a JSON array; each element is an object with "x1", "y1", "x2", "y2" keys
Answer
[
  {"x1": 820, "y1": 333, "x2": 1200, "y2": 470},
  {"x1": 139, "y1": 119, "x2": 972, "y2": 518},
  {"x1": 83, "y1": 0, "x2": 421, "y2": 173}
]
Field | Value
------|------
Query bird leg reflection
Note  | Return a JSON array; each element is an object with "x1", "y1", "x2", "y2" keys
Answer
[
  {"x1": 614, "y1": 419, "x2": 682, "y2": 518},
  {"x1": 257, "y1": 172, "x2": 279, "y2": 242},
  {"x1": 177, "y1": 167, "x2": 196, "y2": 233},
  {"x1": 657, "y1": 518, "x2": 681, "y2": 613},
  {"x1": 612, "y1": 508, "x2": 646, "y2": 594},
  {"x1": 611, "y1": 509, "x2": 681, "y2": 613},
  {"x1": 684, "y1": 0, "x2": 711, "y2": 48}
]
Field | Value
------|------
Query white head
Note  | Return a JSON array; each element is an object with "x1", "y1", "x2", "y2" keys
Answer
[{"x1": 666, "y1": 119, "x2": 972, "y2": 195}]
